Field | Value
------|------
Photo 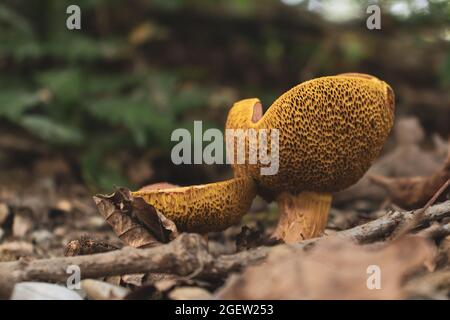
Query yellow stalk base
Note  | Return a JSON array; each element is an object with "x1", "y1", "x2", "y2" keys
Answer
[{"x1": 273, "y1": 191, "x2": 332, "y2": 243}]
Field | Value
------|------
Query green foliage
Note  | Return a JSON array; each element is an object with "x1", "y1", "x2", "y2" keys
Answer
[
  {"x1": 0, "y1": 1, "x2": 217, "y2": 190},
  {"x1": 20, "y1": 115, "x2": 84, "y2": 145},
  {"x1": 0, "y1": 0, "x2": 447, "y2": 190},
  {"x1": 0, "y1": 90, "x2": 40, "y2": 121}
]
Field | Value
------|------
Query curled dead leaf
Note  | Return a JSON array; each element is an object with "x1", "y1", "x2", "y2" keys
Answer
[
  {"x1": 370, "y1": 150, "x2": 450, "y2": 209},
  {"x1": 93, "y1": 187, "x2": 178, "y2": 248}
]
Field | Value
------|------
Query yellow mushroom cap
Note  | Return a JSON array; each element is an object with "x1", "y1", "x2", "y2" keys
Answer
[
  {"x1": 132, "y1": 177, "x2": 256, "y2": 233},
  {"x1": 226, "y1": 73, "x2": 395, "y2": 200}
]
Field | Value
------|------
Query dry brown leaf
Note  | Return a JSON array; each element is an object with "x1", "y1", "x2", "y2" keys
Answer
[
  {"x1": 217, "y1": 235, "x2": 436, "y2": 299},
  {"x1": 64, "y1": 237, "x2": 119, "y2": 257},
  {"x1": 403, "y1": 270, "x2": 450, "y2": 299},
  {"x1": 93, "y1": 187, "x2": 178, "y2": 248},
  {"x1": 121, "y1": 274, "x2": 146, "y2": 287},
  {"x1": 370, "y1": 152, "x2": 450, "y2": 209}
]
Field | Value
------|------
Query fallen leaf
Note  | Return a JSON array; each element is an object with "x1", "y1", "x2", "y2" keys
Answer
[
  {"x1": 217, "y1": 235, "x2": 436, "y2": 299},
  {"x1": 370, "y1": 151, "x2": 450, "y2": 209},
  {"x1": 121, "y1": 274, "x2": 146, "y2": 287},
  {"x1": 403, "y1": 270, "x2": 450, "y2": 299},
  {"x1": 93, "y1": 187, "x2": 178, "y2": 248}
]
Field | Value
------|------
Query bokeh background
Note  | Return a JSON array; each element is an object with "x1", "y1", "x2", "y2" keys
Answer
[{"x1": 0, "y1": 0, "x2": 449, "y2": 193}]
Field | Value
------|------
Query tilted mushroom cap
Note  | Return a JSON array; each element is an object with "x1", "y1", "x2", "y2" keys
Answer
[
  {"x1": 132, "y1": 177, "x2": 256, "y2": 233},
  {"x1": 226, "y1": 73, "x2": 395, "y2": 200}
]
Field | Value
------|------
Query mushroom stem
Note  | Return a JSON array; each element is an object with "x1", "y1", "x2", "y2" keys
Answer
[{"x1": 273, "y1": 191, "x2": 332, "y2": 243}]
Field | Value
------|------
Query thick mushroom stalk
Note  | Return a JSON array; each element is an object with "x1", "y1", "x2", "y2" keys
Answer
[
  {"x1": 226, "y1": 73, "x2": 395, "y2": 243},
  {"x1": 273, "y1": 192, "x2": 332, "y2": 242},
  {"x1": 132, "y1": 176, "x2": 256, "y2": 233}
]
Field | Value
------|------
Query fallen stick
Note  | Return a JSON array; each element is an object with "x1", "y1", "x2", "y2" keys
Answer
[
  {"x1": 334, "y1": 199, "x2": 450, "y2": 244},
  {"x1": 392, "y1": 178, "x2": 450, "y2": 240},
  {"x1": 1, "y1": 200, "x2": 450, "y2": 299}
]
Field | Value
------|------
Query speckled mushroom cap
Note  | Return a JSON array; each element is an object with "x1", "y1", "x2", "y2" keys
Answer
[
  {"x1": 226, "y1": 73, "x2": 395, "y2": 200},
  {"x1": 132, "y1": 176, "x2": 256, "y2": 233}
]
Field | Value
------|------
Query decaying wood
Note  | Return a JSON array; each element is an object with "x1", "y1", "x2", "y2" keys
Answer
[{"x1": 1, "y1": 200, "x2": 450, "y2": 299}]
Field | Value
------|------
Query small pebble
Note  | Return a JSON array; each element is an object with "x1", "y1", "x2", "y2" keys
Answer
[{"x1": 31, "y1": 230, "x2": 54, "y2": 247}]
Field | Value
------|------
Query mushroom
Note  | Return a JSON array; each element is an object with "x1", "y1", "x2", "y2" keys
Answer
[
  {"x1": 226, "y1": 73, "x2": 395, "y2": 243},
  {"x1": 131, "y1": 176, "x2": 256, "y2": 233}
]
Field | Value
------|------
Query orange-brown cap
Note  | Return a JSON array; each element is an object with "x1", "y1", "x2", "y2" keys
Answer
[{"x1": 226, "y1": 74, "x2": 395, "y2": 200}]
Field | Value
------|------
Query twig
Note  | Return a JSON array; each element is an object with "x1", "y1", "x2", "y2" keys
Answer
[
  {"x1": 0, "y1": 233, "x2": 269, "y2": 299},
  {"x1": 315, "y1": 199, "x2": 450, "y2": 245},
  {"x1": 392, "y1": 178, "x2": 450, "y2": 240}
]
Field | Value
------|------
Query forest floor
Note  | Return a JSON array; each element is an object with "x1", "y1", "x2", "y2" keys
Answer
[{"x1": 0, "y1": 117, "x2": 449, "y2": 300}]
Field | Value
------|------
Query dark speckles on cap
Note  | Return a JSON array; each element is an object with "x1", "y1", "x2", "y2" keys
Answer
[
  {"x1": 226, "y1": 74, "x2": 395, "y2": 200},
  {"x1": 132, "y1": 177, "x2": 256, "y2": 233}
]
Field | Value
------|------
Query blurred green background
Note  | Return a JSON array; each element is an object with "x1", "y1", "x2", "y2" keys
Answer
[{"x1": 0, "y1": 0, "x2": 449, "y2": 191}]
